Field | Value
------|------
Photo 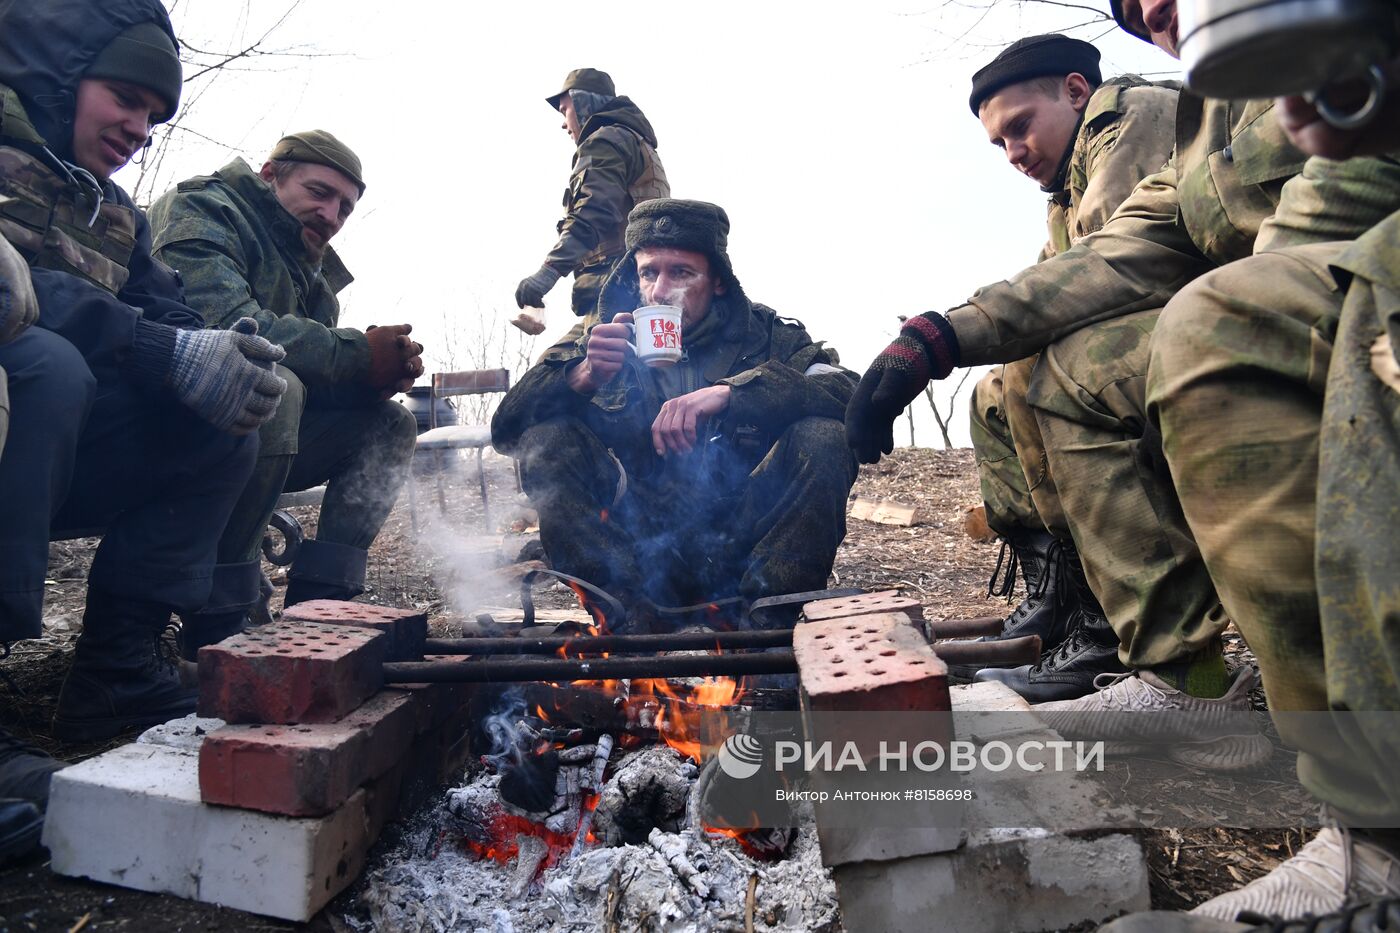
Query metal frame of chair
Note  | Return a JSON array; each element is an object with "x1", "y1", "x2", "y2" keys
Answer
[{"x1": 407, "y1": 368, "x2": 514, "y2": 531}]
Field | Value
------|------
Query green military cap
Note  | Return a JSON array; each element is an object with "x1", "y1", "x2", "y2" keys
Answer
[
  {"x1": 270, "y1": 129, "x2": 365, "y2": 195},
  {"x1": 545, "y1": 68, "x2": 616, "y2": 110},
  {"x1": 85, "y1": 22, "x2": 183, "y2": 123},
  {"x1": 969, "y1": 34, "x2": 1103, "y2": 115}
]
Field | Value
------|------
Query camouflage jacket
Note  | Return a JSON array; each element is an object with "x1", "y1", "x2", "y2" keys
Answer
[
  {"x1": 544, "y1": 97, "x2": 670, "y2": 276},
  {"x1": 948, "y1": 94, "x2": 1311, "y2": 364},
  {"x1": 0, "y1": 83, "x2": 199, "y2": 386},
  {"x1": 148, "y1": 157, "x2": 370, "y2": 391},
  {"x1": 493, "y1": 291, "x2": 856, "y2": 477},
  {"x1": 1042, "y1": 77, "x2": 1179, "y2": 258}
]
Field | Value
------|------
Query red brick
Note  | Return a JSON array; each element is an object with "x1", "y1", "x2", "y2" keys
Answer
[
  {"x1": 281, "y1": 600, "x2": 428, "y2": 661},
  {"x1": 803, "y1": 590, "x2": 925, "y2": 623},
  {"x1": 197, "y1": 621, "x2": 386, "y2": 724},
  {"x1": 199, "y1": 689, "x2": 418, "y2": 816},
  {"x1": 794, "y1": 612, "x2": 951, "y2": 759}
]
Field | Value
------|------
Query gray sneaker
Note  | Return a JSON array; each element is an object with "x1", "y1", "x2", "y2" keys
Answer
[
  {"x1": 1032, "y1": 667, "x2": 1272, "y2": 771},
  {"x1": 1190, "y1": 827, "x2": 1400, "y2": 921}
]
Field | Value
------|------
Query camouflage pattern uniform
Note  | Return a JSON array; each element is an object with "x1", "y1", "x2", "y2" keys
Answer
[
  {"x1": 493, "y1": 223, "x2": 857, "y2": 630},
  {"x1": 0, "y1": 230, "x2": 38, "y2": 454},
  {"x1": 1147, "y1": 156, "x2": 1400, "y2": 821},
  {"x1": 970, "y1": 77, "x2": 1178, "y2": 537},
  {"x1": 547, "y1": 98, "x2": 670, "y2": 316},
  {"x1": 149, "y1": 158, "x2": 416, "y2": 573},
  {"x1": 944, "y1": 94, "x2": 1312, "y2": 668}
]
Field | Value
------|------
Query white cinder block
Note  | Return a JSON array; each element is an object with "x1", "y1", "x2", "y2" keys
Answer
[{"x1": 43, "y1": 743, "x2": 369, "y2": 922}]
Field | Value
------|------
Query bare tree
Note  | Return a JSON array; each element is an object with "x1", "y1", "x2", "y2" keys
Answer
[
  {"x1": 433, "y1": 298, "x2": 540, "y2": 424},
  {"x1": 129, "y1": 0, "x2": 341, "y2": 207},
  {"x1": 922, "y1": 369, "x2": 973, "y2": 449}
]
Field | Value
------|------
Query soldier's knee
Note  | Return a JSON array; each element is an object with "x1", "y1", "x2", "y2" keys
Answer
[
  {"x1": 780, "y1": 417, "x2": 857, "y2": 483},
  {"x1": 3, "y1": 329, "x2": 95, "y2": 425},
  {"x1": 381, "y1": 399, "x2": 419, "y2": 453}
]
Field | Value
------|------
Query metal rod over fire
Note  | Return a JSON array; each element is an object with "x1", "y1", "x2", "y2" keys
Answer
[{"x1": 386, "y1": 636, "x2": 1040, "y2": 683}]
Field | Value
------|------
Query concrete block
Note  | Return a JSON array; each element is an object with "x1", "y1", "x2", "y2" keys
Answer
[
  {"x1": 137, "y1": 714, "x2": 226, "y2": 752},
  {"x1": 795, "y1": 612, "x2": 949, "y2": 717},
  {"x1": 43, "y1": 743, "x2": 372, "y2": 923},
  {"x1": 803, "y1": 590, "x2": 924, "y2": 623},
  {"x1": 281, "y1": 600, "x2": 427, "y2": 661},
  {"x1": 832, "y1": 830, "x2": 1150, "y2": 933},
  {"x1": 199, "y1": 688, "x2": 418, "y2": 816},
  {"x1": 197, "y1": 621, "x2": 386, "y2": 724}
]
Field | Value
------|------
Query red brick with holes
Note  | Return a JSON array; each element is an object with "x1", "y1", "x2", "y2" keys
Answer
[{"x1": 197, "y1": 621, "x2": 387, "y2": 724}]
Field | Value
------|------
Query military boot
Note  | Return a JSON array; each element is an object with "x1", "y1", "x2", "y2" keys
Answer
[
  {"x1": 53, "y1": 591, "x2": 199, "y2": 743},
  {"x1": 283, "y1": 539, "x2": 368, "y2": 608},
  {"x1": 178, "y1": 560, "x2": 263, "y2": 661},
  {"x1": 0, "y1": 726, "x2": 64, "y2": 810},
  {"x1": 982, "y1": 529, "x2": 1077, "y2": 651},
  {"x1": 973, "y1": 549, "x2": 1127, "y2": 702}
]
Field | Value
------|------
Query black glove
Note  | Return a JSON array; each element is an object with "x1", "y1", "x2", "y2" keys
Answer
[
  {"x1": 515, "y1": 264, "x2": 562, "y2": 309},
  {"x1": 844, "y1": 312, "x2": 960, "y2": 463}
]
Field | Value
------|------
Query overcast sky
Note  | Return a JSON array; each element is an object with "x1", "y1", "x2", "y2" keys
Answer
[{"x1": 123, "y1": 0, "x2": 1178, "y2": 446}]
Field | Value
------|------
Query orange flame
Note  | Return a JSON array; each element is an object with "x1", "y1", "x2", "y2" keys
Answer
[{"x1": 643, "y1": 676, "x2": 742, "y2": 763}]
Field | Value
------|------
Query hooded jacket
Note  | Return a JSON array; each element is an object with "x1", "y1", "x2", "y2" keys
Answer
[
  {"x1": 0, "y1": 0, "x2": 198, "y2": 385},
  {"x1": 492, "y1": 247, "x2": 857, "y2": 479},
  {"x1": 545, "y1": 97, "x2": 670, "y2": 277}
]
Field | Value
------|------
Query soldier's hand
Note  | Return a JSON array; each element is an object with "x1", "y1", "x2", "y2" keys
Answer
[
  {"x1": 515, "y1": 265, "x2": 562, "y2": 309},
  {"x1": 365, "y1": 324, "x2": 417, "y2": 390},
  {"x1": 1277, "y1": 59, "x2": 1400, "y2": 159},
  {"x1": 168, "y1": 319, "x2": 288, "y2": 435},
  {"x1": 652, "y1": 385, "x2": 731, "y2": 457},
  {"x1": 844, "y1": 312, "x2": 960, "y2": 464},
  {"x1": 568, "y1": 313, "x2": 632, "y2": 394}
]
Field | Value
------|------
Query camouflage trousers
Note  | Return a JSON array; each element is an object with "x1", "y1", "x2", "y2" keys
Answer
[
  {"x1": 1149, "y1": 240, "x2": 1397, "y2": 823},
  {"x1": 514, "y1": 414, "x2": 857, "y2": 626},
  {"x1": 1318, "y1": 218, "x2": 1400, "y2": 823},
  {"x1": 1030, "y1": 310, "x2": 1227, "y2": 667},
  {"x1": 968, "y1": 354, "x2": 1067, "y2": 537},
  {"x1": 218, "y1": 366, "x2": 418, "y2": 563}
]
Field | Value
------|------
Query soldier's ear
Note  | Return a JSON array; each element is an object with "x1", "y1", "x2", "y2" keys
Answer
[
  {"x1": 258, "y1": 161, "x2": 277, "y2": 184},
  {"x1": 1065, "y1": 73, "x2": 1093, "y2": 113}
]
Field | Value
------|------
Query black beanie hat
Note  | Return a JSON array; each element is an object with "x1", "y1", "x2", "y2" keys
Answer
[
  {"x1": 85, "y1": 21, "x2": 182, "y2": 123},
  {"x1": 968, "y1": 34, "x2": 1102, "y2": 116},
  {"x1": 1109, "y1": 0, "x2": 1154, "y2": 42}
]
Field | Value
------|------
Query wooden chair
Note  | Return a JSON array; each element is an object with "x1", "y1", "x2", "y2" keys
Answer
[{"x1": 407, "y1": 368, "x2": 514, "y2": 530}]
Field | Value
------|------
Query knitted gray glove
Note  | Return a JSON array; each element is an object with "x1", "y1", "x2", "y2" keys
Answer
[{"x1": 168, "y1": 318, "x2": 287, "y2": 435}]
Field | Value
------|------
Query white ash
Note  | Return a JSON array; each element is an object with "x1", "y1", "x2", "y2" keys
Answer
[
  {"x1": 592, "y1": 745, "x2": 697, "y2": 846},
  {"x1": 347, "y1": 745, "x2": 841, "y2": 933}
]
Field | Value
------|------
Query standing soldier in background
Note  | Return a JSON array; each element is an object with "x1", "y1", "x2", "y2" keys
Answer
[
  {"x1": 513, "y1": 68, "x2": 670, "y2": 332},
  {"x1": 963, "y1": 34, "x2": 1178, "y2": 698},
  {"x1": 149, "y1": 132, "x2": 422, "y2": 657}
]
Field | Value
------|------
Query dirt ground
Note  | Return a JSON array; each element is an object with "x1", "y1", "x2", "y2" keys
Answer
[{"x1": 0, "y1": 447, "x2": 1302, "y2": 931}]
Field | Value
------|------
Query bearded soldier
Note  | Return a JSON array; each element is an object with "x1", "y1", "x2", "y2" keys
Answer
[
  {"x1": 513, "y1": 68, "x2": 670, "y2": 328},
  {"x1": 495, "y1": 199, "x2": 857, "y2": 634},
  {"x1": 963, "y1": 34, "x2": 1178, "y2": 697},
  {"x1": 149, "y1": 132, "x2": 422, "y2": 653}
]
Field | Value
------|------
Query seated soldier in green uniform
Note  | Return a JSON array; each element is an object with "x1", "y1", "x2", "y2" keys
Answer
[
  {"x1": 962, "y1": 34, "x2": 1179, "y2": 697},
  {"x1": 149, "y1": 133, "x2": 423, "y2": 653},
  {"x1": 493, "y1": 199, "x2": 858, "y2": 633}
]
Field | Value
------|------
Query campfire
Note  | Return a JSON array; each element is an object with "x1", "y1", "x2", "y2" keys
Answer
[{"x1": 351, "y1": 578, "x2": 839, "y2": 932}]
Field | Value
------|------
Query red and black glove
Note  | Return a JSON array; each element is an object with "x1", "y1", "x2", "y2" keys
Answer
[{"x1": 844, "y1": 312, "x2": 960, "y2": 463}]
